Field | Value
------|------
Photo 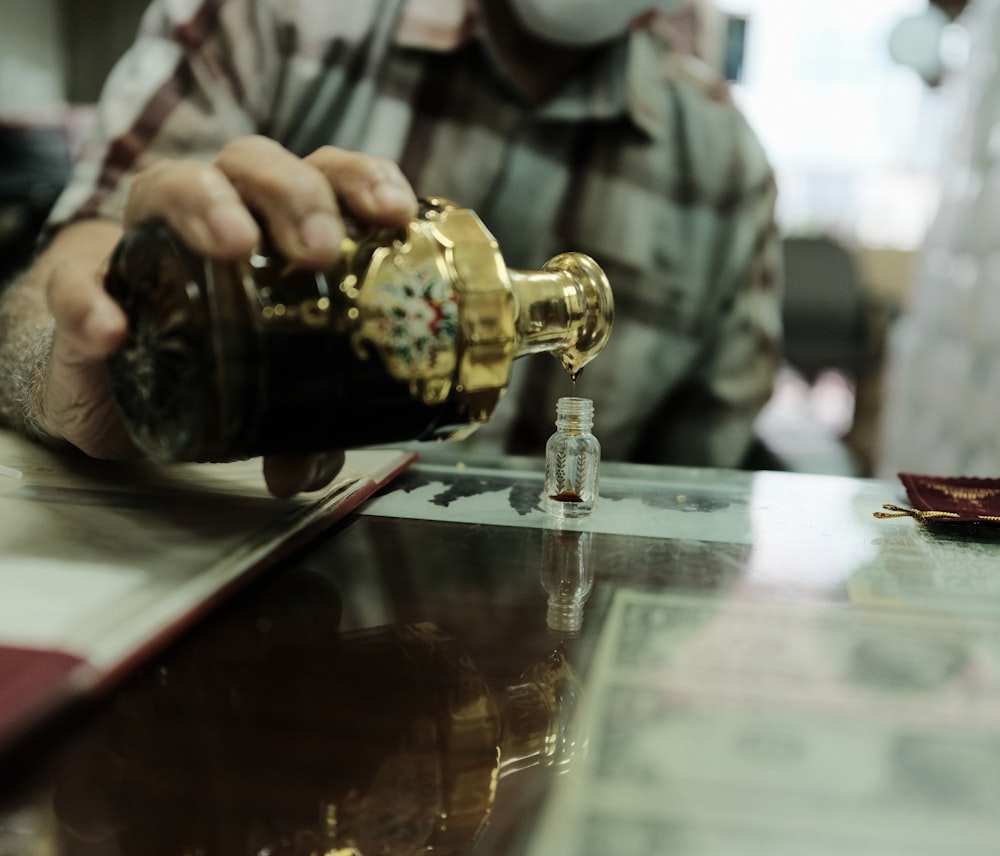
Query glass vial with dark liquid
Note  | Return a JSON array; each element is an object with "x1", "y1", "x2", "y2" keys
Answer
[
  {"x1": 544, "y1": 397, "x2": 600, "y2": 518},
  {"x1": 104, "y1": 197, "x2": 614, "y2": 462}
]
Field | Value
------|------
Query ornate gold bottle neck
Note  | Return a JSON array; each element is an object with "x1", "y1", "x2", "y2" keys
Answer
[
  {"x1": 508, "y1": 254, "x2": 614, "y2": 381},
  {"x1": 348, "y1": 198, "x2": 614, "y2": 424}
]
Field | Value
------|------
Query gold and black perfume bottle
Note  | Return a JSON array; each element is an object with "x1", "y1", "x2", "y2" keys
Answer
[{"x1": 104, "y1": 197, "x2": 614, "y2": 462}]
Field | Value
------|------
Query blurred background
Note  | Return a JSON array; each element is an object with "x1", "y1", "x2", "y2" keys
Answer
[{"x1": 0, "y1": 0, "x2": 970, "y2": 478}]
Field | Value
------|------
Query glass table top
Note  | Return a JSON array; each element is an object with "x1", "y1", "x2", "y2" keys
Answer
[{"x1": 3, "y1": 453, "x2": 1000, "y2": 855}]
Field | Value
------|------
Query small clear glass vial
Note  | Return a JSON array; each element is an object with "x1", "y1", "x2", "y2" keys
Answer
[{"x1": 544, "y1": 397, "x2": 600, "y2": 518}]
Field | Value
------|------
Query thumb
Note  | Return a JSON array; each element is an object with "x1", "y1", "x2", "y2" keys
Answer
[{"x1": 46, "y1": 258, "x2": 128, "y2": 362}]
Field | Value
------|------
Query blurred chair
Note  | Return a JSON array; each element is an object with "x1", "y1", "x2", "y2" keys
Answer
[
  {"x1": 753, "y1": 234, "x2": 874, "y2": 475},
  {"x1": 0, "y1": 121, "x2": 71, "y2": 287},
  {"x1": 781, "y1": 234, "x2": 869, "y2": 384}
]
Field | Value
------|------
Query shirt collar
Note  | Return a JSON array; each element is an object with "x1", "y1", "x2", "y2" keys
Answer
[
  {"x1": 395, "y1": 1, "x2": 668, "y2": 140},
  {"x1": 395, "y1": 0, "x2": 475, "y2": 51},
  {"x1": 623, "y1": 27, "x2": 671, "y2": 141},
  {"x1": 532, "y1": 27, "x2": 668, "y2": 140}
]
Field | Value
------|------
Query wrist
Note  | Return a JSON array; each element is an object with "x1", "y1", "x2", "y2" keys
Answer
[{"x1": 15, "y1": 321, "x2": 61, "y2": 444}]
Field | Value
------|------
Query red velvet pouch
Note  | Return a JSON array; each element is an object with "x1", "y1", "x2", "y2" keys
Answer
[{"x1": 876, "y1": 474, "x2": 1000, "y2": 527}]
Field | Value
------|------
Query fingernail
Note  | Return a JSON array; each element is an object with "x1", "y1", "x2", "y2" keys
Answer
[
  {"x1": 305, "y1": 460, "x2": 325, "y2": 491},
  {"x1": 374, "y1": 182, "x2": 417, "y2": 214},
  {"x1": 205, "y1": 203, "x2": 258, "y2": 248},
  {"x1": 305, "y1": 451, "x2": 345, "y2": 492},
  {"x1": 300, "y1": 211, "x2": 344, "y2": 255}
]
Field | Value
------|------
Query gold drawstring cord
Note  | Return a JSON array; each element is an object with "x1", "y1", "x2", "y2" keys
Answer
[{"x1": 873, "y1": 504, "x2": 961, "y2": 522}]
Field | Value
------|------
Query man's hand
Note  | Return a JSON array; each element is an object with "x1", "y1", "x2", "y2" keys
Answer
[
  {"x1": 42, "y1": 226, "x2": 136, "y2": 460},
  {"x1": 3, "y1": 139, "x2": 418, "y2": 497},
  {"x1": 125, "y1": 137, "x2": 418, "y2": 268}
]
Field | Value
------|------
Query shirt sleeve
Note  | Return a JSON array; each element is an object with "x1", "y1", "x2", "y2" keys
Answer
[
  {"x1": 632, "y1": 70, "x2": 784, "y2": 469},
  {"x1": 46, "y1": 0, "x2": 285, "y2": 231},
  {"x1": 658, "y1": 174, "x2": 783, "y2": 469}
]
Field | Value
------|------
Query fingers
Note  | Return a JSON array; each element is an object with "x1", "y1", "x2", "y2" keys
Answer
[
  {"x1": 124, "y1": 138, "x2": 418, "y2": 270},
  {"x1": 263, "y1": 450, "x2": 346, "y2": 499},
  {"x1": 126, "y1": 138, "x2": 341, "y2": 266},
  {"x1": 306, "y1": 146, "x2": 418, "y2": 227},
  {"x1": 124, "y1": 157, "x2": 261, "y2": 261},
  {"x1": 216, "y1": 136, "x2": 346, "y2": 267}
]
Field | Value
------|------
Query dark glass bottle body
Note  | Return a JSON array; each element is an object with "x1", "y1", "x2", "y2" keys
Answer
[{"x1": 104, "y1": 198, "x2": 614, "y2": 462}]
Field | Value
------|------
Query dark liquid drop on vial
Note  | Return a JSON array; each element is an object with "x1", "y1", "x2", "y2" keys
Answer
[
  {"x1": 549, "y1": 490, "x2": 584, "y2": 503},
  {"x1": 559, "y1": 349, "x2": 585, "y2": 384}
]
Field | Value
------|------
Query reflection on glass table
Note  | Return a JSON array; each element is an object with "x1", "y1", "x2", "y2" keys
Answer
[{"x1": 39, "y1": 567, "x2": 583, "y2": 856}]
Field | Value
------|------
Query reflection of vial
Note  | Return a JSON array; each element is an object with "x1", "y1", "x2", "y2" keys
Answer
[
  {"x1": 544, "y1": 397, "x2": 600, "y2": 518},
  {"x1": 540, "y1": 521, "x2": 594, "y2": 638}
]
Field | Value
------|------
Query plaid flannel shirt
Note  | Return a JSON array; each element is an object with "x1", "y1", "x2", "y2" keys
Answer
[{"x1": 48, "y1": 0, "x2": 782, "y2": 468}]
